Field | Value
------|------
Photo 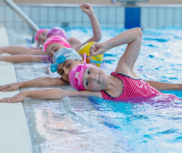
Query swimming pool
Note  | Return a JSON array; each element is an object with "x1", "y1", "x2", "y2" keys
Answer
[{"x1": 8, "y1": 27, "x2": 182, "y2": 153}]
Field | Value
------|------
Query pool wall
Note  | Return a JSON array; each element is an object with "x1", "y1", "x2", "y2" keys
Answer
[{"x1": 0, "y1": 4, "x2": 182, "y2": 30}]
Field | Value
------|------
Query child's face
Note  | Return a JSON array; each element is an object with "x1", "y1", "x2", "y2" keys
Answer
[
  {"x1": 46, "y1": 43, "x2": 65, "y2": 58},
  {"x1": 38, "y1": 31, "x2": 48, "y2": 45},
  {"x1": 82, "y1": 67, "x2": 107, "y2": 91},
  {"x1": 57, "y1": 59, "x2": 83, "y2": 82}
]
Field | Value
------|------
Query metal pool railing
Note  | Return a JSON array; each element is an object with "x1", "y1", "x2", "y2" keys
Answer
[{"x1": 3, "y1": 0, "x2": 39, "y2": 32}]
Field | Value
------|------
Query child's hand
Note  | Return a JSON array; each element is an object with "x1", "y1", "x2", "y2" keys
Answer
[
  {"x1": 79, "y1": 3, "x2": 94, "y2": 16},
  {"x1": 0, "y1": 91, "x2": 27, "y2": 103},
  {"x1": 0, "y1": 82, "x2": 21, "y2": 92},
  {"x1": 0, "y1": 47, "x2": 4, "y2": 55},
  {"x1": 89, "y1": 42, "x2": 108, "y2": 56}
]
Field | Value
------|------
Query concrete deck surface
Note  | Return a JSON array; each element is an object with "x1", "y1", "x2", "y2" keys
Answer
[{"x1": 0, "y1": 27, "x2": 32, "y2": 153}]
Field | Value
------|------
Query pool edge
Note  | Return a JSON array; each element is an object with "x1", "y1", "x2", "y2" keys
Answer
[{"x1": 0, "y1": 27, "x2": 32, "y2": 153}]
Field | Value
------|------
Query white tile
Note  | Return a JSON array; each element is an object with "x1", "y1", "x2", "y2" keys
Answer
[
  {"x1": 100, "y1": 23, "x2": 107, "y2": 28},
  {"x1": 108, "y1": 23, "x2": 116, "y2": 28},
  {"x1": 72, "y1": 7, "x2": 82, "y2": 23},
  {"x1": 93, "y1": 7, "x2": 100, "y2": 21},
  {"x1": 0, "y1": 6, "x2": 5, "y2": 22},
  {"x1": 174, "y1": 8, "x2": 182, "y2": 27},
  {"x1": 22, "y1": 6, "x2": 31, "y2": 18},
  {"x1": 116, "y1": 7, "x2": 124, "y2": 23},
  {"x1": 40, "y1": 7, "x2": 48, "y2": 23},
  {"x1": 83, "y1": 12, "x2": 90, "y2": 23},
  {"x1": 5, "y1": 7, "x2": 13, "y2": 22},
  {"x1": 66, "y1": 7, "x2": 74, "y2": 22},
  {"x1": 108, "y1": 7, "x2": 116, "y2": 23},
  {"x1": 149, "y1": 7, "x2": 157, "y2": 28},
  {"x1": 158, "y1": 8, "x2": 166, "y2": 28},
  {"x1": 141, "y1": 7, "x2": 149, "y2": 29},
  {"x1": 57, "y1": 7, "x2": 66, "y2": 23},
  {"x1": 99, "y1": 7, "x2": 107, "y2": 23},
  {"x1": 30, "y1": 7, "x2": 39, "y2": 22},
  {"x1": 166, "y1": 8, "x2": 174, "y2": 27}
]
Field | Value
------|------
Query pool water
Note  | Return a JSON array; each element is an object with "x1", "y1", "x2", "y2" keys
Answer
[{"x1": 9, "y1": 27, "x2": 182, "y2": 153}]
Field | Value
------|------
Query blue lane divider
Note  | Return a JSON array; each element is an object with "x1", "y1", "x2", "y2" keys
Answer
[{"x1": 125, "y1": 7, "x2": 141, "y2": 29}]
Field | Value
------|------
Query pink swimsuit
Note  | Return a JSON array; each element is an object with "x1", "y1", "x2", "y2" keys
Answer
[{"x1": 101, "y1": 72, "x2": 180, "y2": 103}]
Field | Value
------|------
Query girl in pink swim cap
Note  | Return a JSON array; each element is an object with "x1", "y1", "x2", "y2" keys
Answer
[
  {"x1": 0, "y1": 35, "x2": 71, "y2": 64},
  {"x1": 69, "y1": 53, "x2": 97, "y2": 91},
  {"x1": 35, "y1": 29, "x2": 49, "y2": 45},
  {"x1": 1, "y1": 28, "x2": 182, "y2": 103},
  {"x1": 35, "y1": 27, "x2": 68, "y2": 45},
  {"x1": 68, "y1": 28, "x2": 182, "y2": 102}
]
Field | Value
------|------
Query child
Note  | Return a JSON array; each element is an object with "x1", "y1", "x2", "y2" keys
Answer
[
  {"x1": 0, "y1": 28, "x2": 181, "y2": 103},
  {"x1": 35, "y1": 27, "x2": 67, "y2": 45},
  {"x1": 0, "y1": 3, "x2": 101, "y2": 56}
]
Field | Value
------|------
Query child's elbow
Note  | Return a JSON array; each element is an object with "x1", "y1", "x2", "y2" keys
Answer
[
  {"x1": 136, "y1": 28, "x2": 142, "y2": 37},
  {"x1": 93, "y1": 34, "x2": 101, "y2": 42}
]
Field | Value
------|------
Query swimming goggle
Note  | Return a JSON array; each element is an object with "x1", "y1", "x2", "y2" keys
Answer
[
  {"x1": 72, "y1": 53, "x2": 87, "y2": 90},
  {"x1": 50, "y1": 53, "x2": 73, "y2": 72},
  {"x1": 85, "y1": 56, "x2": 102, "y2": 64}
]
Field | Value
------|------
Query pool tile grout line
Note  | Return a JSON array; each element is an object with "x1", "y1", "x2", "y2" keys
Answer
[{"x1": 0, "y1": 27, "x2": 32, "y2": 153}]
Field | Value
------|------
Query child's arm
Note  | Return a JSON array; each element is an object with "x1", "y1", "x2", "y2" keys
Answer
[
  {"x1": 74, "y1": 3, "x2": 101, "y2": 51},
  {"x1": 0, "y1": 46, "x2": 46, "y2": 55},
  {"x1": 90, "y1": 28, "x2": 142, "y2": 77},
  {"x1": 29, "y1": 47, "x2": 42, "y2": 50},
  {"x1": 146, "y1": 81, "x2": 182, "y2": 91},
  {"x1": 0, "y1": 55, "x2": 43, "y2": 63},
  {"x1": 0, "y1": 77, "x2": 68, "y2": 92},
  {"x1": 0, "y1": 89, "x2": 102, "y2": 103}
]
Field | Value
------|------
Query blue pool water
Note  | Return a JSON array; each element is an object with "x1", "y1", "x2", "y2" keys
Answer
[
  {"x1": 10, "y1": 27, "x2": 182, "y2": 153},
  {"x1": 67, "y1": 28, "x2": 182, "y2": 152}
]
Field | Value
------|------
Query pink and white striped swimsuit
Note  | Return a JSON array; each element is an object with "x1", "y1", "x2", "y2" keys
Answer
[{"x1": 101, "y1": 72, "x2": 167, "y2": 103}]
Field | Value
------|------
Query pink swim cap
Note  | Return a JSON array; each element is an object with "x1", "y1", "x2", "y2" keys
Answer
[
  {"x1": 35, "y1": 29, "x2": 49, "y2": 42},
  {"x1": 43, "y1": 36, "x2": 71, "y2": 52},
  {"x1": 46, "y1": 27, "x2": 67, "y2": 40},
  {"x1": 69, "y1": 53, "x2": 97, "y2": 91}
]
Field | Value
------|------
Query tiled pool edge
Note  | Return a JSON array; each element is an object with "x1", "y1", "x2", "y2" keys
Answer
[{"x1": 0, "y1": 27, "x2": 32, "y2": 153}]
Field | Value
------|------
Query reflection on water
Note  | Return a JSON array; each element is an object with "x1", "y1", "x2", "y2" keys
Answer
[
  {"x1": 8, "y1": 28, "x2": 182, "y2": 153},
  {"x1": 23, "y1": 97, "x2": 130, "y2": 153}
]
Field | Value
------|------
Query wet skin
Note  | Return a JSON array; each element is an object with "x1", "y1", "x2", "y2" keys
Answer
[
  {"x1": 82, "y1": 66, "x2": 108, "y2": 91},
  {"x1": 45, "y1": 43, "x2": 96, "y2": 82},
  {"x1": 46, "y1": 43, "x2": 66, "y2": 58},
  {"x1": 57, "y1": 59, "x2": 83, "y2": 82},
  {"x1": 45, "y1": 43, "x2": 83, "y2": 82},
  {"x1": 38, "y1": 31, "x2": 48, "y2": 45}
]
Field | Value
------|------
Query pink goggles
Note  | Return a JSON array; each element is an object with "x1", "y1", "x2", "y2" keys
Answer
[
  {"x1": 69, "y1": 53, "x2": 96, "y2": 91},
  {"x1": 43, "y1": 36, "x2": 71, "y2": 52},
  {"x1": 35, "y1": 29, "x2": 49, "y2": 42}
]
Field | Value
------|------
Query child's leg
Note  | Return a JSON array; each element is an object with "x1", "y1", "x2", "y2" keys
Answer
[
  {"x1": 146, "y1": 80, "x2": 182, "y2": 91},
  {"x1": 0, "y1": 46, "x2": 46, "y2": 55},
  {"x1": 0, "y1": 55, "x2": 42, "y2": 63}
]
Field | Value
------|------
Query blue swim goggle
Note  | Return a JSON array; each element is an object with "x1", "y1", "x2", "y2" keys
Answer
[
  {"x1": 51, "y1": 53, "x2": 72, "y2": 73},
  {"x1": 85, "y1": 56, "x2": 102, "y2": 64}
]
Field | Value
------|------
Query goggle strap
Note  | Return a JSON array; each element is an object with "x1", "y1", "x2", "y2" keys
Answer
[{"x1": 83, "y1": 53, "x2": 86, "y2": 67}]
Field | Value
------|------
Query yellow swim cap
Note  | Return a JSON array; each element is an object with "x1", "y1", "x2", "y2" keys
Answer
[{"x1": 79, "y1": 42, "x2": 103, "y2": 67}]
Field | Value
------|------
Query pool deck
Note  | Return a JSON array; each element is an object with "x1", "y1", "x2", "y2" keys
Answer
[{"x1": 0, "y1": 27, "x2": 32, "y2": 153}]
